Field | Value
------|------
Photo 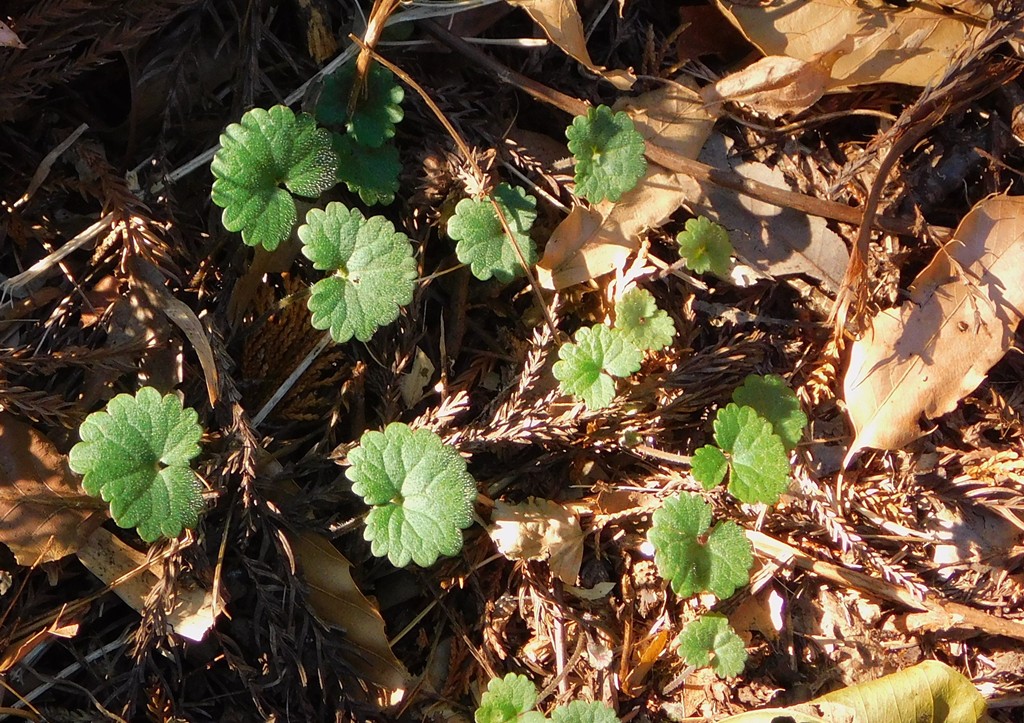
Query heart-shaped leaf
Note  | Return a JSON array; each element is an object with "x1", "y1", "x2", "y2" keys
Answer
[{"x1": 446, "y1": 183, "x2": 538, "y2": 283}]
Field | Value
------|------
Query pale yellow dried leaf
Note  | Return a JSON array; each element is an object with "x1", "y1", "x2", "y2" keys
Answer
[
  {"x1": 702, "y1": 55, "x2": 830, "y2": 117},
  {"x1": 844, "y1": 194, "x2": 1024, "y2": 457},
  {"x1": 714, "y1": 0, "x2": 985, "y2": 88},
  {"x1": 489, "y1": 497, "x2": 584, "y2": 585},
  {"x1": 507, "y1": 0, "x2": 635, "y2": 89}
]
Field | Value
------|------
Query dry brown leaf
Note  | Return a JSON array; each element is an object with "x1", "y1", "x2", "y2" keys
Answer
[
  {"x1": 488, "y1": 497, "x2": 584, "y2": 585},
  {"x1": 537, "y1": 81, "x2": 715, "y2": 289},
  {"x1": 75, "y1": 528, "x2": 222, "y2": 641},
  {"x1": 694, "y1": 133, "x2": 849, "y2": 292},
  {"x1": 506, "y1": 0, "x2": 635, "y2": 90},
  {"x1": 715, "y1": 0, "x2": 992, "y2": 89},
  {"x1": 701, "y1": 54, "x2": 831, "y2": 118},
  {"x1": 289, "y1": 531, "x2": 410, "y2": 700},
  {"x1": 0, "y1": 20, "x2": 26, "y2": 49},
  {"x1": 0, "y1": 414, "x2": 107, "y2": 565},
  {"x1": 844, "y1": 194, "x2": 1024, "y2": 458}
]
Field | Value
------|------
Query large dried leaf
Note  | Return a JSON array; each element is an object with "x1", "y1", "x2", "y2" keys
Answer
[
  {"x1": 536, "y1": 81, "x2": 715, "y2": 289},
  {"x1": 844, "y1": 194, "x2": 1024, "y2": 456},
  {"x1": 506, "y1": 0, "x2": 635, "y2": 90},
  {"x1": 488, "y1": 498, "x2": 584, "y2": 585},
  {"x1": 715, "y1": 0, "x2": 992, "y2": 89},
  {"x1": 702, "y1": 54, "x2": 832, "y2": 118},
  {"x1": 0, "y1": 414, "x2": 106, "y2": 565},
  {"x1": 694, "y1": 133, "x2": 849, "y2": 292},
  {"x1": 289, "y1": 531, "x2": 410, "y2": 699}
]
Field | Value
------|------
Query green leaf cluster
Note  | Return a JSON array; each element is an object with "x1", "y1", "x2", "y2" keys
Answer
[
  {"x1": 553, "y1": 288, "x2": 676, "y2": 410},
  {"x1": 300, "y1": 202, "x2": 417, "y2": 343},
  {"x1": 566, "y1": 105, "x2": 646, "y2": 203},
  {"x1": 68, "y1": 387, "x2": 205, "y2": 542},
  {"x1": 211, "y1": 105, "x2": 338, "y2": 251},
  {"x1": 346, "y1": 422, "x2": 478, "y2": 567},
  {"x1": 316, "y1": 60, "x2": 404, "y2": 206},
  {"x1": 675, "y1": 613, "x2": 748, "y2": 678},
  {"x1": 446, "y1": 183, "x2": 538, "y2": 283},
  {"x1": 676, "y1": 216, "x2": 733, "y2": 276},
  {"x1": 475, "y1": 673, "x2": 620, "y2": 723},
  {"x1": 692, "y1": 374, "x2": 805, "y2": 505}
]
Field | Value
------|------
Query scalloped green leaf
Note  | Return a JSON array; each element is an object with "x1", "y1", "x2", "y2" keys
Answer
[
  {"x1": 647, "y1": 492, "x2": 753, "y2": 600},
  {"x1": 446, "y1": 183, "x2": 538, "y2": 283},
  {"x1": 713, "y1": 404, "x2": 791, "y2": 505},
  {"x1": 675, "y1": 613, "x2": 748, "y2": 679},
  {"x1": 566, "y1": 104, "x2": 646, "y2": 203},
  {"x1": 613, "y1": 288, "x2": 676, "y2": 351},
  {"x1": 300, "y1": 202, "x2": 417, "y2": 343},
  {"x1": 692, "y1": 445, "x2": 728, "y2": 490},
  {"x1": 475, "y1": 673, "x2": 546, "y2": 723},
  {"x1": 67, "y1": 387, "x2": 204, "y2": 542},
  {"x1": 333, "y1": 133, "x2": 401, "y2": 206},
  {"x1": 211, "y1": 105, "x2": 338, "y2": 251},
  {"x1": 550, "y1": 700, "x2": 620, "y2": 723},
  {"x1": 676, "y1": 216, "x2": 733, "y2": 276},
  {"x1": 552, "y1": 325, "x2": 642, "y2": 411},
  {"x1": 732, "y1": 374, "x2": 807, "y2": 451},
  {"x1": 346, "y1": 423, "x2": 477, "y2": 567},
  {"x1": 316, "y1": 61, "x2": 404, "y2": 148}
]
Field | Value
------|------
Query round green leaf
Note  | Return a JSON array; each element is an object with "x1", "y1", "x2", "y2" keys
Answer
[
  {"x1": 732, "y1": 374, "x2": 807, "y2": 451},
  {"x1": 692, "y1": 445, "x2": 728, "y2": 490},
  {"x1": 550, "y1": 700, "x2": 620, "y2": 723},
  {"x1": 648, "y1": 492, "x2": 753, "y2": 600},
  {"x1": 300, "y1": 202, "x2": 417, "y2": 343},
  {"x1": 346, "y1": 423, "x2": 477, "y2": 567},
  {"x1": 446, "y1": 183, "x2": 538, "y2": 283},
  {"x1": 566, "y1": 104, "x2": 646, "y2": 203},
  {"x1": 675, "y1": 613, "x2": 748, "y2": 678},
  {"x1": 676, "y1": 216, "x2": 733, "y2": 277},
  {"x1": 333, "y1": 132, "x2": 400, "y2": 206},
  {"x1": 613, "y1": 288, "x2": 676, "y2": 351},
  {"x1": 713, "y1": 404, "x2": 791, "y2": 505},
  {"x1": 68, "y1": 387, "x2": 204, "y2": 542},
  {"x1": 211, "y1": 105, "x2": 338, "y2": 251},
  {"x1": 316, "y1": 61, "x2": 404, "y2": 148},
  {"x1": 552, "y1": 325, "x2": 642, "y2": 411},
  {"x1": 476, "y1": 673, "x2": 545, "y2": 723}
]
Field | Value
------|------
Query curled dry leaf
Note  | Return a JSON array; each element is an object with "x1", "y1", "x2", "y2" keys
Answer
[
  {"x1": 488, "y1": 497, "x2": 584, "y2": 585},
  {"x1": 844, "y1": 194, "x2": 1024, "y2": 458},
  {"x1": 0, "y1": 413, "x2": 107, "y2": 565},
  {"x1": 0, "y1": 20, "x2": 26, "y2": 49}
]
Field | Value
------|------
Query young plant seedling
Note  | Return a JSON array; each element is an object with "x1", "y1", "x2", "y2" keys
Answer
[
  {"x1": 566, "y1": 104, "x2": 646, "y2": 203},
  {"x1": 331, "y1": 133, "x2": 401, "y2": 206},
  {"x1": 68, "y1": 387, "x2": 204, "y2": 542},
  {"x1": 475, "y1": 673, "x2": 620, "y2": 723},
  {"x1": 316, "y1": 61, "x2": 405, "y2": 148},
  {"x1": 731, "y1": 373, "x2": 807, "y2": 452},
  {"x1": 647, "y1": 492, "x2": 753, "y2": 600},
  {"x1": 550, "y1": 701, "x2": 620, "y2": 723},
  {"x1": 613, "y1": 288, "x2": 676, "y2": 352},
  {"x1": 552, "y1": 325, "x2": 642, "y2": 411},
  {"x1": 346, "y1": 422, "x2": 477, "y2": 567},
  {"x1": 446, "y1": 183, "x2": 538, "y2": 283},
  {"x1": 211, "y1": 105, "x2": 338, "y2": 251},
  {"x1": 299, "y1": 201, "x2": 417, "y2": 343},
  {"x1": 676, "y1": 216, "x2": 733, "y2": 277},
  {"x1": 675, "y1": 613, "x2": 748, "y2": 679}
]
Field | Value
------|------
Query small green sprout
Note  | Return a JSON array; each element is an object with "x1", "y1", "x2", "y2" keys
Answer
[
  {"x1": 676, "y1": 216, "x2": 733, "y2": 276},
  {"x1": 316, "y1": 61, "x2": 405, "y2": 148},
  {"x1": 552, "y1": 325, "x2": 642, "y2": 411},
  {"x1": 346, "y1": 422, "x2": 477, "y2": 567},
  {"x1": 731, "y1": 373, "x2": 807, "y2": 452},
  {"x1": 68, "y1": 387, "x2": 204, "y2": 542},
  {"x1": 446, "y1": 183, "x2": 538, "y2": 283},
  {"x1": 613, "y1": 288, "x2": 676, "y2": 352},
  {"x1": 476, "y1": 673, "x2": 545, "y2": 723},
  {"x1": 550, "y1": 701, "x2": 620, "y2": 723},
  {"x1": 566, "y1": 104, "x2": 646, "y2": 203},
  {"x1": 211, "y1": 105, "x2": 338, "y2": 251},
  {"x1": 300, "y1": 202, "x2": 417, "y2": 343},
  {"x1": 675, "y1": 613, "x2": 748, "y2": 678},
  {"x1": 332, "y1": 133, "x2": 401, "y2": 206},
  {"x1": 648, "y1": 492, "x2": 753, "y2": 600}
]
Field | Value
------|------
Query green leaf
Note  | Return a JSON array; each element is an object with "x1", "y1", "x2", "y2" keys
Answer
[
  {"x1": 475, "y1": 673, "x2": 546, "y2": 723},
  {"x1": 552, "y1": 325, "x2": 642, "y2": 411},
  {"x1": 566, "y1": 105, "x2": 647, "y2": 203},
  {"x1": 67, "y1": 387, "x2": 204, "y2": 542},
  {"x1": 550, "y1": 700, "x2": 621, "y2": 723},
  {"x1": 675, "y1": 613, "x2": 748, "y2": 679},
  {"x1": 613, "y1": 288, "x2": 676, "y2": 351},
  {"x1": 333, "y1": 133, "x2": 401, "y2": 206},
  {"x1": 648, "y1": 492, "x2": 753, "y2": 600},
  {"x1": 316, "y1": 61, "x2": 404, "y2": 148},
  {"x1": 211, "y1": 105, "x2": 338, "y2": 251},
  {"x1": 446, "y1": 183, "x2": 538, "y2": 283},
  {"x1": 346, "y1": 423, "x2": 477, "y2": 567},
  {"x1": 713, "y1": 404, "x2": 791, "y2": 505},
  {"x1": 300, "y1": 202, "x2": 417, "y2": 343},
  {"x1": 692, "y1": 445, "x2": 728, "y2": 490},
  {"x1": 676, "y1": 216, "x2": 733, "y2": 276},
  {"x1": 731, "y1": 374, "x2": 807, "y2": 451}
]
